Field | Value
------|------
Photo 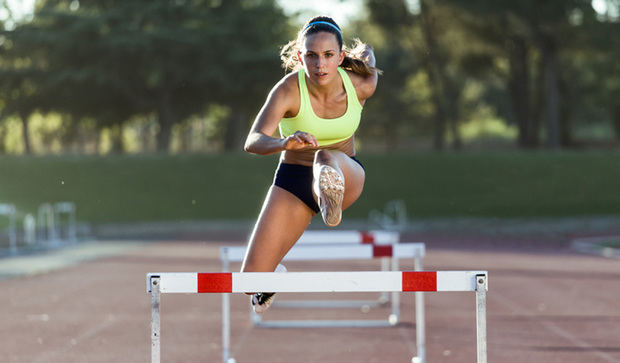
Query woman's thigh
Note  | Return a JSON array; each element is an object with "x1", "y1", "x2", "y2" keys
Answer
[{"x1": 241, "y1": 185, "x2": 314, "y2": 273}]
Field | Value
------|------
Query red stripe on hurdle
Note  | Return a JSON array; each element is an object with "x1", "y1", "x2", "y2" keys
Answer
[
  {"x1": 197, "y1": 273, "x2": 232, "y2": 293},
  {"x1": 361, "y1": 231, "x2": 375, "y2": 243},
  {"x1": 372, "y1": 245, "x2": 393, "y2": 257},
  {"x1": 402, "y1": 271, "x2": 437, "y2": 291}
]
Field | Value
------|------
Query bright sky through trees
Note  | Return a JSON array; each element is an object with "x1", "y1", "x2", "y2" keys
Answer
[{"x1": 4, "y1": 0, "x2": 616, "y2": 27}]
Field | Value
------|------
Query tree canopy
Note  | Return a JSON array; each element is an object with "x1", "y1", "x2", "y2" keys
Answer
[{"x1": 1, "y1": 0, "x2": 619, "y2": 154}]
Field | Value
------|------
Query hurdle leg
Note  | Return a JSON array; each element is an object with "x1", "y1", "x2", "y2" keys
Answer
[
  {"x1": 390, "y1": 257, "x2": 400, "y2": 324},
  {"x1": 413, "y1": 256, "x2": 425, "y2": 363},
  {"x1": 476, "y1": 275, "x2": 487, "y2": 363},
  {"x1": 380, "y1": 257, "x2": 390, "y2": 304},
  {"x1": 150, "y1": 276, "x2": 161, "y2": 363},
  {"x1": 222, "y1": 293, "x2": 231, "y2": 363}
]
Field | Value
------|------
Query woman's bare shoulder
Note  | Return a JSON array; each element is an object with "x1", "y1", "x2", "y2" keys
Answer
[
  {"x1": 345, "y1": 69, "x2": 378, "y2": 101},
  {"x1": 273, "y1": 70, "x2": 300, "y2": 96},
  {"x1": 267, "y1": 70, "x2": 301, "y2": 118}
]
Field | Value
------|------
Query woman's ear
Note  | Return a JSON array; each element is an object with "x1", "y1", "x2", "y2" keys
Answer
[{"x1": 338, "y1": 50, "x2": 345, "y2": 65}]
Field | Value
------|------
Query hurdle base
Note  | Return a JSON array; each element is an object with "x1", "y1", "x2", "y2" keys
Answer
[
  {"x1": 272, "y1": 299, "x2": 389, "y2": 309},
  {"x1": 253, "y1": 318, "x2": 399, "y2": 328}
]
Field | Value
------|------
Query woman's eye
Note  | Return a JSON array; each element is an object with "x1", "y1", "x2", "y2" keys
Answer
[{"x1": 325, "y1": 53, "x2": 333, "y2": 58}]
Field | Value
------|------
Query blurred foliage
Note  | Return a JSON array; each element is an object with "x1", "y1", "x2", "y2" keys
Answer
[
  {"x1": 0, "y1": 0, "x2": 290, "y2": 153},
  {"x1": 0, "y1": 0, "x2": 619, "y2": 154}
]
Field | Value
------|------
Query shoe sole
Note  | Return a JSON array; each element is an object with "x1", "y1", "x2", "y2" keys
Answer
[{"x1": 318, "y1": 165, "x2": 344, "y2": 227}]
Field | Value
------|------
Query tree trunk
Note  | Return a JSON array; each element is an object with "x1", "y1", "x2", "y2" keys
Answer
[
  {"x1": 19, "y1": 111, "x2": 32, "y2": 155},
  {"x1": 223, "y1": 108, "x2": 245, "y2": 152},
  {"x1": 109, "y1": 124, "x2": 125, "y2": 154},
  {"x1": 540, "y1": 36, "x2": 561, "y2": 149},
  {"x1": 0, "y1": 124, "x2": 7, "y2": 154},
  {"x1": 420, "y1": 0, "x2": 461, "y2": 150},
  {"x1": 613, "y1": 101, "x2": 620, "y2": 141},
  {"x1": 558, "y1": 75, "x2": 572, "y2": 147},
  {"x1": 507, "y1": 36, "x2": 537, "y2": 148},
  {"x1": 446, "y1": 86, "x2": 462, "y2": 150},
  {"x1": 420, "y1": 0, "x2": 446, "y2": 150},
  {"x1": 156, "y1": 91, "x2": 176, "y2": 153}
]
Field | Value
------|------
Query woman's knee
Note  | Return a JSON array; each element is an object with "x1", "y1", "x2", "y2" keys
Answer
[{"x1": 313, "y1": 149, "x2": 334, "y2": 164}]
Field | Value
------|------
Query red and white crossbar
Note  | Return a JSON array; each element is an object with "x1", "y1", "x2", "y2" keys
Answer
[
  {"x1": 147, "y1": 271, "x2": 486, "y2": 294},
  {"x1": 220, "y1": 243, "x2": 424, "y2": 262},
  {"x1": 147, "y1": 271, "x2": 488, "y2": 363},
  {"x1": 296, "y1": 230, "x2": 400, "y2": 245}
]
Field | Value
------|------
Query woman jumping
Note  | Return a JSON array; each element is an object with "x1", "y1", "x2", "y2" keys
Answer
[{"x1": 241, "y1": 16, "x2": 380, "y2": 312}]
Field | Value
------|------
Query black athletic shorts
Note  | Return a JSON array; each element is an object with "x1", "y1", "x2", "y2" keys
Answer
[{"x1": 273, "y1": 156, "x2": 364, "y2": 214}]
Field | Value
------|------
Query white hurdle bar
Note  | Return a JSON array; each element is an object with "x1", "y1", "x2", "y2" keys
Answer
[
  {"x1": 295, "y1": 229, "x2": 400, "y2": 245},
  {"x1": 147, "y1": 271, "x2": 488, "y2": 363},
  {"x1": 220, "y1": 243, "x2": 425, "y2": 327},
  {"x1": 294, "y1": 230, "x2": 401, "y2": 306}
]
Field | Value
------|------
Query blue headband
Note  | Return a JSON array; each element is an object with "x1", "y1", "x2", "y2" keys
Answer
[{"x1": 304, "y1": 21, "x2": 342, "y2": 35}]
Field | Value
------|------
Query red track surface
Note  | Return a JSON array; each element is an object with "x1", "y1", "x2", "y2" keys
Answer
[{"x1": 1, "y1": 233, "x2": 619, "y2": 363}]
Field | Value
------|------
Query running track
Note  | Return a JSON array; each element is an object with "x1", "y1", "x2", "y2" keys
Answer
[{"x1": 1, "y1": 232, "x2": 619, "y2": 363}]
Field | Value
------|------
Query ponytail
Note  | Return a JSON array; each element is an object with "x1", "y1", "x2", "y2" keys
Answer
[{"x1": 340, "y1": 38, "x2": 383, "y2": 77}]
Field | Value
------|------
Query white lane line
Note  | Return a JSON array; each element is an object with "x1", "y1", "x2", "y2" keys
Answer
[{"x1": 492, "y1": 293, "x2": 620, "y2": 363}]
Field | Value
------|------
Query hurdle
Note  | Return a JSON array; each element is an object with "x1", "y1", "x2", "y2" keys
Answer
[
  {"x1": 146, "y1": 271, "x2": 488, "y2": 363},
  {"x1": 295, "y1": 229, "x2": 400, "y2": 245},
  {"x1": 37, "y1": 203, "x2": 57, "y2": 245},
  {"x1": 0, "y1": 203, "x2": 17, "y2": 255},
  {"x1": 220, "y1": 243, "x2": 425, "y2": 327},
  {"x1": 53, "y1": 202, "x2": 77, "y2": 244},
  {"x1": 293, "y1": 229, "x2": 402, "y2": 306}
]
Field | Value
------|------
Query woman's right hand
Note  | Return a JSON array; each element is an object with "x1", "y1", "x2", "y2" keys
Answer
[{"x1": 282, "y1": 131, "x2": 319, "y2": 150}]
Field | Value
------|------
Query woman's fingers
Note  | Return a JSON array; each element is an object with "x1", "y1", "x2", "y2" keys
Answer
[
  {"x1": 295, "y1": 131, "x2": 319, "y2": 147},
  {"x1": 284, "y1": 131, "x2": 319, "y2": 150}
]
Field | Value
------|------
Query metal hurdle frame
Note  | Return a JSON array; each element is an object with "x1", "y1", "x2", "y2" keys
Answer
[
  {"x1": 220, "y1": 243, "x2": 425, "y2": 328},
  {"x1": 147, "y1": 271, "x2": 488, "y2": 363},
  {"x1": 37, "y1": 203, "x2": 57, "y2": 246},
  {"x1": 292, "y1": 229, "x2": 401, "y2": 307},
  {"x1": 295, "y1": 229, "x2": 400, "y2": 245},
  {"x1": 0, "y1": 203, "x2": 17, "y2": 255},
  {"x1": 53, "y1": 202, "x2": 77, "y2": 244}
]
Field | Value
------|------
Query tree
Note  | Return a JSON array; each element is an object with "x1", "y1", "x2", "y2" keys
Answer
[
  {"x1": 443, "y1": 0, "x2": 601, "y2": 149},
  {"x1": 0, "y1": 0, "x2": 290, "y2": 153}
]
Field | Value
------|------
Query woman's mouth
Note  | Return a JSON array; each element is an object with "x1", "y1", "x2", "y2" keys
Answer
[{"x1": 316, "y1": 72, "x2": 328, "y2": 78}]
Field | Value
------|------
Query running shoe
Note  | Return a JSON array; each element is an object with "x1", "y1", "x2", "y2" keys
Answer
[
  {"x1": 316, "y1": 165, "x2": 345, "y2": 227},
  {"x1": 250, "y1": 264, "x2": 287, "y2": 314}
]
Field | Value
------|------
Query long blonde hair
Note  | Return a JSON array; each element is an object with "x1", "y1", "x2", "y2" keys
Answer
[{"x1": 280, "y1": 16, "x2": 382, "y2": 77}]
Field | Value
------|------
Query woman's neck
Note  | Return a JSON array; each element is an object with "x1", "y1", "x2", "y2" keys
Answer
[{"x1": 305, "y1": 69, "x2": 344, "y2": 100}]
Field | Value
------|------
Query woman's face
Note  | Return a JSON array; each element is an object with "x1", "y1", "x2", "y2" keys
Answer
[{"x1": 298, "y1": 31, "x2": 344, "y2": 86}]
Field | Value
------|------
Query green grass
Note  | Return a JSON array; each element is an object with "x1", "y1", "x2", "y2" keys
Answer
[{"x1": 1, "y1": 151, "x2": 619, "y2": 226}]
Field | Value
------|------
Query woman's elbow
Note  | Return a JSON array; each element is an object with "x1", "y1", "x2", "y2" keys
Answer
[{"x1": 244, "y1": 140, "x2": 256, "y2": 154}]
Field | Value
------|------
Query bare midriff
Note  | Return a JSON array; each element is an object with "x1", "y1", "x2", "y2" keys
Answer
[{"x1": 280, "y1": 137, "x2": 355, "y2": 167}]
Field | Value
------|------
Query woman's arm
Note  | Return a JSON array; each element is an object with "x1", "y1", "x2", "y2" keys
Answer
[
  {"x1": 244, "y1": 75, "x2": 318, "y2": 155},
  {"x1": 349, "y1": 44, "x2": 379, "y2": 103}
]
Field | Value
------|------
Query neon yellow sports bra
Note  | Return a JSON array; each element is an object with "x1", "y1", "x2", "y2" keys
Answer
[{"x1": 279, "y1": 67, "x2": 363, "y2": 146}]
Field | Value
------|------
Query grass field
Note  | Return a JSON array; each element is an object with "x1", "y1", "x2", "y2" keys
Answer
[{"x1": 1, "y1": 151, "x2": 619, "y2": 226}]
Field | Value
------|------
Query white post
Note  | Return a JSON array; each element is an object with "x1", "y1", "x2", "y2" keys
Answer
[
  {"x1": 23, "y1": 214, "x2": 36, "y2": 245},
  {"x1": 0, "y1": 204, "x2": 17, "y2": 255},
  {"x1": 220, "y1": 248, "x2": 232, "y2": 363},
  {"x1": 38, "y1": 203, "x2": 56, "y2": 246},
  {"x1": 476, "y1": 275, "x2": 487, "y2": 363},
  {"x1": 414, "y1": 256, "x2": 426, "y2": 363},
  {"x1": 53, "y1": 202, "x2": 77, "y2": 244},
  {"x1": 380, "y1": 257, "x2": 390, "y2": 304},
  {"x1": 150, "y1": 276, "x2": 161, "y2": 363},
  {"x1": 390, "y1": 256, "x2": 400, "y2": 325}
]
